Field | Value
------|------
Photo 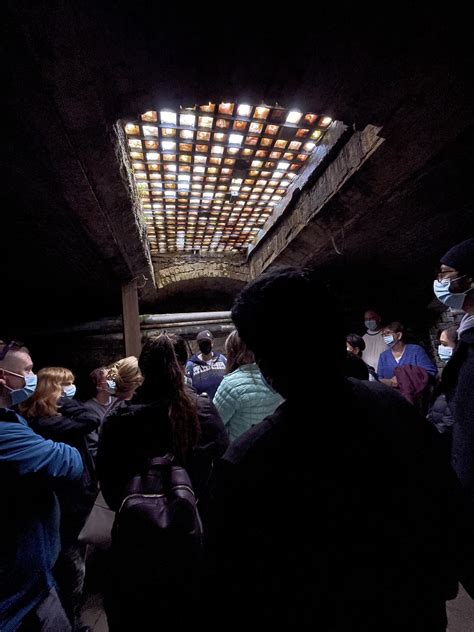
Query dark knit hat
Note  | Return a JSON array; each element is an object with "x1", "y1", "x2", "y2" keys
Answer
[{"x1": 440, "y1": 238, "x2": 474, "y2": 276}]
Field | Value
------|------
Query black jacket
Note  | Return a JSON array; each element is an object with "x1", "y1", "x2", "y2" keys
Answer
[
  {"x1": 443, "y1": 322, "x2": 474, "y2": 504},
  {"x1": 28, "y1": 397, "x2": 100, "y2": 541},
  {"x1": 97, "y1": 389, "x2": 228, "y2": 512},
  {"x1": 208, "y1": 378, "x2": 474, "y2": 630}
]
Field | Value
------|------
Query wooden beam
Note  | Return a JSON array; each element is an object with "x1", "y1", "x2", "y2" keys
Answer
[{"x1": 122, "y1": 279, "x2": 142, "y2": 357}]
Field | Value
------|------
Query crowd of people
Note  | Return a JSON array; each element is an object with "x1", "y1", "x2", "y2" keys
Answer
[{"x1": 1, "y1": 237, "x2": 473, "y2": 631}]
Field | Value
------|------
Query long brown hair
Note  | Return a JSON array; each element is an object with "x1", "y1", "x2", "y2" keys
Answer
[
  {"x1": 21, "y1": 367, "x2": 74, "y2": 418},
  {"x1": 139, "y1": 333, "x2": 200, "y2": 463},
  {"x1": 225, "y1": 330, "x2": 255, "y2": 374}
]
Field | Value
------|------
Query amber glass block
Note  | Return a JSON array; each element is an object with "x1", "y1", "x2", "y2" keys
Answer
[
  {"x1": 196, "y1": 144, "x2": 209, "y2": 152},
  {"x1": 129, "y1": 139, "x2": 142, "y2": 149},
  {"x1": 145, "y1": 140, "x2": 159, "y2": 149},
  {"x1": 274, "y1": 139, "x2": 288, "y2": 149},
  {"x1": 254, "y1": 106, "x2": 270, "y2": 120},
  {"x1": 196, "y1": 131, "x2": 210, "y2": 142},
  {"x1": 245, "y1": 136, "x2": 259, "y2": 145},
  {"x1": 125, "y1": 123, "x2": 140, "y2": 135},
  {"x1": 216, "y1": 119, "x2": 230, "y2": 129},
  {"x1": 219, "y1": 103, "x2": 234, "y2": 115},
  {"x1": 233, "y1": 120, "x2": 247, "y2": 131},
  {"x1": 198, "y1": 116, "x2": 212, "y2": 128},
  {"x1": 295, "y1": 128, "x2": 309, "y2": 138},
  {"x1": 283, "y1": 152, "x2": 294, "y2": 160},
  {"x1": 141, "y1": 111, "x2": 158, "y2": 122},
  {"x1": 265, "y1": 124, "x2": 279, "y2": 135},
  {"x1": 249, "y1": 122, "x2": 263, "y2": 134},
  {"x1": 142, "y1": 125, "x2": 159, "y2": 137}
]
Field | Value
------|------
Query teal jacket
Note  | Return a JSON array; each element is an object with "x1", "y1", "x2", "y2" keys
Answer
[
  {"x1": 213, "y1": 364, "x2": 283, "y2": 442},
  {"x1": 0, "y1": 409, "x2": 83, "y2": 632}
]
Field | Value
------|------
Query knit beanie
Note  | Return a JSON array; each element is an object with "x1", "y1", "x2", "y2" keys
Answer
[{"x1": 440, "y1": 238, "x2": 474, "y2": 276}]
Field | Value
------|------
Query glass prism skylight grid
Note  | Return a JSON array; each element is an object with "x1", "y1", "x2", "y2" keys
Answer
[{"x1": 123, "y1": 104, "x2": 333, "y2": 254}]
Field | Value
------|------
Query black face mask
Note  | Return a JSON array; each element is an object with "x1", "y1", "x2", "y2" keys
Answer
[{"x1": 198, "y1": 341, "x2": 212, "y2": 355}]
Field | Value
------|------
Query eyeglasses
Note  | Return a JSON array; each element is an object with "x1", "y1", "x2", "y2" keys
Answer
[
  {"x1": 0, "y1": 340, "x2": 26, "y2": 361},
  {"x1": 436, "y1": 268, "x2": 460, "y2": 281}
]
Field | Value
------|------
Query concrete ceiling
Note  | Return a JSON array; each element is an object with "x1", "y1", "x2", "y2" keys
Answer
[{"x1": 2, "y1": 4, "x2": 473, "y2": 331}]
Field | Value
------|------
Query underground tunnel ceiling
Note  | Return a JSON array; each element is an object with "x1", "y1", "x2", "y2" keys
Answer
[
  {"x1": 122, "y1": 104, "x2": 337, "y2": 255},
  {"x1": 3, "y1": 5, "x2": 474, "y2": 327}
]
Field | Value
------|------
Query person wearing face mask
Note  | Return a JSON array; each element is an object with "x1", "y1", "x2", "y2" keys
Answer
[
  {"x1": 437, "y1": 325, "x2": 459, "y2": 364},
  {"x1": 22, "y1": 367, "x2": 100, "y2": 632},
  {"x1": 185, "y1": 330, "x2": 227, "y2": 399},
  {"x1": 434, "y1": 238, "x2": 474, "y2": 505},
  {"x1": 427, "y1": 326, "x2": 459, "y2": 437},
  {"x1": 208, "y1": 268, "x2": 474, "y2": 630},
  {"x1": 362, "y1": 309, "x2": 388, "y2": 372},
  {"x1": 377, "y1": 322, "x2": 437, "y2": 389},
  {"x1": 0, "y1": 342, "x2": 83, "y2": 632}
]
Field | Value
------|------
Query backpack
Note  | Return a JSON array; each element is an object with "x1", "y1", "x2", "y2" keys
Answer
[{"x1": 112, "y1": 454, "x2": 203, "y2": 585}]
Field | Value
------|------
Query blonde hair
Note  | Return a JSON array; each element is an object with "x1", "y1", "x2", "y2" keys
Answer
[
  {"x1": 21, "y1": 366, "x2": 74, "y2": 418},
  {"x1": 106, "y1": 356, "x2": 144, "y2": 396}
]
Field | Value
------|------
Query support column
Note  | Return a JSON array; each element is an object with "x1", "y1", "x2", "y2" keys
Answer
[{"x1": 122, "y1": 279, "x2": 142, "y2": 357}]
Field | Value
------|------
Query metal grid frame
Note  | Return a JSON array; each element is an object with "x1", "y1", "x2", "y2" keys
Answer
[{"x1": 123, "y1": 103, "x2": 333, "y2": 255}]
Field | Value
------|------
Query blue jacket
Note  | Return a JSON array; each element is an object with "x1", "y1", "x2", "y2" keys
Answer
[
  {"x1": 0, "y1": 409, "x2": 83, "y2": 632},
  {"x1": 377, "y1": 344, "x2": 437, "y2": 380},
  {"x1": 185, "y1": 352, "x2": 227, "y2": 400},
  {"x1": 213, "y1": 363, "x2": 283, "y2": 442}
]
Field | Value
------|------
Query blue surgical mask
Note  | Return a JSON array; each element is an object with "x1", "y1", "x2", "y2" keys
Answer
[
  {"x1": 438, "y1": 345, "x2": 453, "y2": 363},
  {"x1": 3, "y1": 371, "x2": 38, "y2": 405},
  {"x1": 63, "y1": 384, "x2": 76, "y2": 398},
  {"x1": 383, "y1": 334, "x2": 395, "y2": 346},
  {"x1": 365, "y1": 320, "x2": 378, "y2": 331},
  {"x1": 106, "y1": 379, "x2": 117, "y2": 395},
  {"x1": 433, "y1": 278, "x2": 469, "y2": 311}
]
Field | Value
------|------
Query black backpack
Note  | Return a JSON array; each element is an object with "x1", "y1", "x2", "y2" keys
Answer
[{"x1": 113, "y1": 454, "x2": 203, "y2": 585}]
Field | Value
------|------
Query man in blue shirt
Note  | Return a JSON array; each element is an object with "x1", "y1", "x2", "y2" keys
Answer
[
  {"x1": 0, "y1": 340, "x2": 83, "y2": 632},
  {"x1": 185, "y1": 330, "x2": 227, "y2": 399}
]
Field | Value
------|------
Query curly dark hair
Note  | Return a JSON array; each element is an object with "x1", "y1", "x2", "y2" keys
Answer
[{"x1": 139, "y1": 333, "x2": 200, "y2": 464}]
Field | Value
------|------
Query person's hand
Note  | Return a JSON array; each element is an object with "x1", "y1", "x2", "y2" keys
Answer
[{"x1": 390, "y1": 376, "x2": 399, "y2": 388}]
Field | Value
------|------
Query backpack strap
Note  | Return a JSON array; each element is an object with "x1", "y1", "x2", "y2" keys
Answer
[{"x1": 148, "y1": 454, "x2": 174, "y2": 467}]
